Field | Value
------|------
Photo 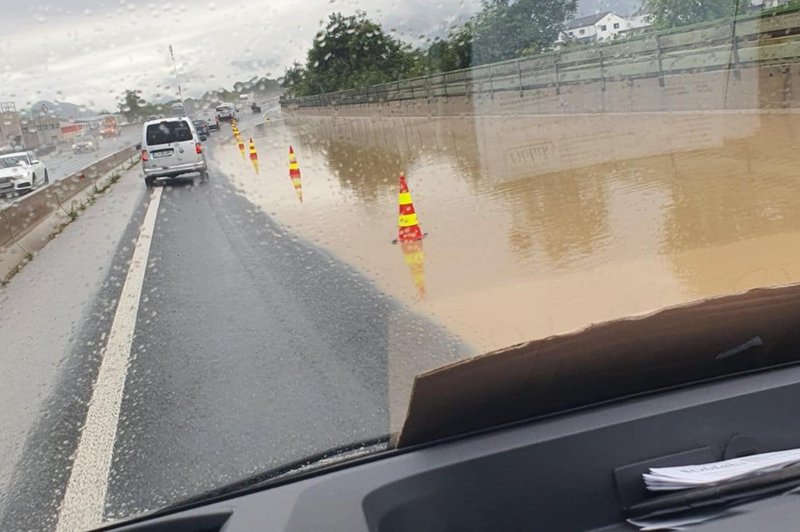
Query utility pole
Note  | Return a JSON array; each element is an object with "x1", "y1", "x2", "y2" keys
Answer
[{"x1": 169, "y1": 44, "x2": 184, "y2": 105}]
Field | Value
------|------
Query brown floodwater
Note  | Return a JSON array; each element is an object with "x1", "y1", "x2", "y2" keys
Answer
[{"x1": 211, "y1": 110, "x2": 800, "y2": 363}]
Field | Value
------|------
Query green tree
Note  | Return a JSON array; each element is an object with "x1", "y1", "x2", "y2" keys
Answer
[
  {"x1": 426, "y1": 22, "x2": 474, "y2": 72},
  {"x1": 117, "y1": 89, "x2": 147, "y2": 121},
  {"x1": 290, "y1": 11, "x2": 422, "y2": 96},
  {"x1": 646, "y1": 0, "x2": 741, "y2": 30},
  {"x1": 281, "y1": 62, "x2": 309, "y2": 98},
  {"x1": 470, "y1": 0, "x2": 578, "y2": 65}
]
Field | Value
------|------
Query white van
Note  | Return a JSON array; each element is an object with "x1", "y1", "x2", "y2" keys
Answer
[{"x1": 140, "y1": 117, "x2": 208, "y2": 187}]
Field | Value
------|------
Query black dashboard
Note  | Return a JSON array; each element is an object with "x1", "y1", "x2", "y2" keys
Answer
[{"x1": 109, "y1": 363, "x2": 800, "y2": 532}]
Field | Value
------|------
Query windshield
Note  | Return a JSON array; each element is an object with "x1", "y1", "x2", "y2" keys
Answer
[
  {"x1": 0, "y1": 155, "x2": 27, "y2": 168},
  {"x1": 2, "y1": 0, "x2": 800, "y2": 529}
]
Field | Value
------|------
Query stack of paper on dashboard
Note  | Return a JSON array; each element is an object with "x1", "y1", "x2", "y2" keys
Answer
[{"x1": 644, "y1": 448, "x2": 800, "y2": 491}]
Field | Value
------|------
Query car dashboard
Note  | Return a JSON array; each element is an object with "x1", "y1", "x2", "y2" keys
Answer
[{"x1": 108, "y1": 362, "x2": 800, "y2": 532}]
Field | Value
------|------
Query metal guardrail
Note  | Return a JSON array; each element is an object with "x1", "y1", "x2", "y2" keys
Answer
[
  {"x1": 281, "y1": 8, "x2": 800, "y2": 108},
  {"x1": 0, "y1": 145, "x2": 137, "y2": 251}
]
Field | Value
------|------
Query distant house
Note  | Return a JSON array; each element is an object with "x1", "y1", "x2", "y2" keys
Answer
[
  {"x1": 556, "y1": 11, "x2": 653, "y2": 47},
  {"x1": 751, "y1": 0, "x2": 792, "y2": 8},
  {"x1": 559, "y1": 12, "x2": 629, "y2": 44}
]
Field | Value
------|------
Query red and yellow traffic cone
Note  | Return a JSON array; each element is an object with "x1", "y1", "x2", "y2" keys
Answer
[
  {"x1": 396, "y1": 174, "x2": 423, "y2": 242},
  {"x1": 401, "y1": 240, "x2": 426, "y2": 299},
  {"x1": 236, "y1": 135, "x2": 246, "y2": 160},
  {"x1": 288, "y1": 146, "x2": 303, "y2": 203},
  {"x1": 249, "y1": 137, "x2": 259, "y2": 174}
]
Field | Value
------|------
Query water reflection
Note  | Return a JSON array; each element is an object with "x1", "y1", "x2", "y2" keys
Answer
[
  {"x1": 288, "y1": 146, "x2": 304, "y2": 204},
  {"x1": 660, "y1": 117, "x2": 800, "y2": 253},
  {"x1": 297, "y1": 138, "x2": 407, "y2": 203},
  {"x1": 499, "y1": 167, "x2": 611, "y2": 266},
  {"x1": 400, "y1": 241, "x2": 426, "y2": 300},
  {"x1": 292, "y1": 117, "x2": 481, "y2": 202}
]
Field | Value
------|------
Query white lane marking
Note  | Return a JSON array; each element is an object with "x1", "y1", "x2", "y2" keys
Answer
[{"x1": 56, "y1": 186, "x2": 163, "y2": 531}]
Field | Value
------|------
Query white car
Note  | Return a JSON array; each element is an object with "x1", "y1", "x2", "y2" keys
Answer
[
  {"x1": 72, "y1": 137, "x2": 99, "y2": 153},
  {"x1": 0, "y1": 151, "x2": 49, "y2": 195}
]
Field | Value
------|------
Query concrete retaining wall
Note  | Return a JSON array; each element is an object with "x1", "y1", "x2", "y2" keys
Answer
[{"x1": 284, "y1": 63, "x2": 800, "y2": 118}]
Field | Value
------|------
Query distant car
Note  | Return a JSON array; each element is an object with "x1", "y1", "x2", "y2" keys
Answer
[
  {"x1": 141, "y1": 117, "x2": 208, "y2": 187},
  {"x1": 72, "y1": 137, "x2": 99, "y2": 153},
  {"x1": 207, "y1": 116, "x2": 220, "y2": 132},
  {"x1": 0, "y1": 151, "x2": 49, "y2": 195},
  {"x1": 171, "y1": 102, "x2": 186, "y2": 117},
  {"x1": 192, "y1": 119, "x2": 210, "y2": 140},
  {"x1": 215, "y1": 103, "x2": 236, "y2": 122}
]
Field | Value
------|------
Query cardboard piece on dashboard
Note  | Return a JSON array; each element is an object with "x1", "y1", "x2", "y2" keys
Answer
[{"x1": 397, "y1": 283, "x2": 800, "y2": 448}]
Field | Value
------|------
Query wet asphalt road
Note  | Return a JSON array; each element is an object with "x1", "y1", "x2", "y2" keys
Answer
[
  {"x1": 40, "y1": 130, "x2": 139, "y2": 183},
  {"x1": 0, "y1": 125, "x2": 465, "y2": 529}
]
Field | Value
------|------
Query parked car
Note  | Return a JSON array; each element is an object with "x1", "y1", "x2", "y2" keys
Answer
[
  {"x1": 140, "y1": 118, "x2": 208, "y2": 187},
  {"x1": 72, "y1": 137, "x2": 99, "y2": 153},
  {"x1": 0, "y1": 151, "x2": 49, "y2": 195},
  {"x1": 192, "y1": 119, "x2": 210, "y2": 140}
]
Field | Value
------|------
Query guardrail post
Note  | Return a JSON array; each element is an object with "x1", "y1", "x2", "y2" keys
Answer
[
  {"x1": 730, "y1": 20, "x2": 741, "y2": 80},
  {"x1": 517, "y1": 59, "x2": 523, "y2": 97},
  {"x1": 656, "y1": 35, "x2": 665, "y2": 87},
  {"x1": 490, "y1": 68, "x2": 494, "y2": 100},
  {"x1": 599, "y1": 50, "x2": 606, "y2": 92},
  {"x1": 554, "y1": 54, "x2": 561, "y2": 95}
]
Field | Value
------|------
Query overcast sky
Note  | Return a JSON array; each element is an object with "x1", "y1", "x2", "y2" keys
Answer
[{"x1": 0, "y1": 0, "x2": 638, "y2": 111}]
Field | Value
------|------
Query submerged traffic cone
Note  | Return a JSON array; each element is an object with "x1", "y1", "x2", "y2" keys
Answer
[
  {"x1": 396, "y1": 174, "x2": 423, "y2": 242},
  {"x1": 401, "y1": 240, "x2": 426, "y2": 299},
  {"x1": 249, "y1": 137, "x2": 259, "y2": 174},
  {"x1": 288, "y1": 146, "x2": 303, "y2": 203},
  {"x1": 236, "y1": 135, "x2": 246, "y2": 160}
]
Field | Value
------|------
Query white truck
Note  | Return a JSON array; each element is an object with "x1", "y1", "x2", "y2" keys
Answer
[{"x1": 215, "y1": 103, "x2": 237, "y2": 122}]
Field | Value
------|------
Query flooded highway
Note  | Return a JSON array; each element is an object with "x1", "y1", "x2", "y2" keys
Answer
[
  {"x1": 4, "y1": 108, "x2": 800, "y2": 529},
  {"x1": 212, "y1": 110, "x2": 800, "y2": 354}
]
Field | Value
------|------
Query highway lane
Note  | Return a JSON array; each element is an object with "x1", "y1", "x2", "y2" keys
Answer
[
  {"x1": 40, "y1": 128, "x2": 140, "y2": 182},
  {"x1": 0, "y1": 126, "x2": 466, "y2": 530}
]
